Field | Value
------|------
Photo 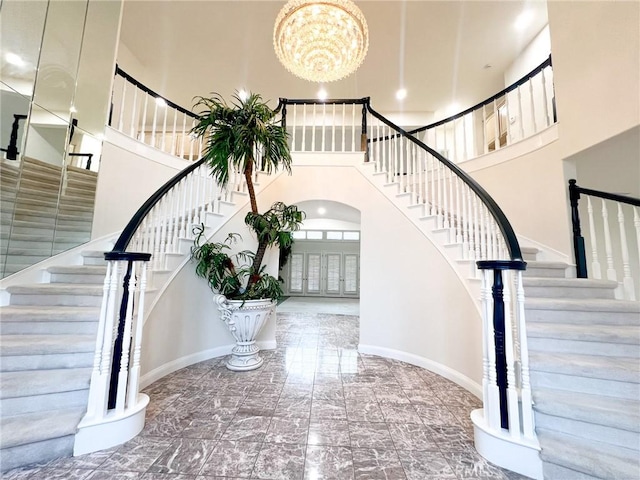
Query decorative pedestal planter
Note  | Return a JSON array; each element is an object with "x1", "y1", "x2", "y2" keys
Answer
[{"x1": 215, "y1": 295, "x2": 275, "y2": 371}]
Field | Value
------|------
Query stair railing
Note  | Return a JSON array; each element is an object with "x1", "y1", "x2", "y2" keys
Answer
[
  {"x1": 0, "y1": 114, "x2": 27, "y2": 160},
  {"x1": 277, "y1": 95, "x2": 535, "y2": 442},
  {"x1": 569, "y1": 179, "x2": 640, "y2": 301},
  {"x1": 109, "y1": 66, "x2": 203, "y2": 161},
  {"x1": 408, "y1": 55, "x2": 555, "y2": 164},
  {"x1": 80, "y1": 113, "x2": 262, "y2": 451}
]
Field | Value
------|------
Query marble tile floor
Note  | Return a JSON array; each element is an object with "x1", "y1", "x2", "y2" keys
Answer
[{"x1": 5, "y1": 312, "x2": 531, "y2": 480}]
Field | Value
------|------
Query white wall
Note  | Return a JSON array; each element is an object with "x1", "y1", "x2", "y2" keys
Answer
[
  {"x1": 91, "y1": 128, "x2": 193, "y2": 238},
  {"x1": 548, "y1": 1, "x2": 640, "y2": 158},
  {"x1": 505, "y1": 25, "x2": 551, "y2": 86}
]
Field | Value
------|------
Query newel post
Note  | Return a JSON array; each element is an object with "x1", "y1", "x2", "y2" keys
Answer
[
  {"x1": 361, "y1": 99, "x2": 369, "y2": 161},
  {"x1": 569, "y1": 179, "x2": 588, "y2": 278}
]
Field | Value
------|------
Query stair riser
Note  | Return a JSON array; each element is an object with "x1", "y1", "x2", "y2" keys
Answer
[
  {"x1": 1, "y1": 390, "x2": 89, "y2": 417},
  {"x1": 531, "y1": 371, "x2": 640, "y2": 400},
  {"x1": 9, "y1": 294, "x2": 103, "y2": 307},
  {"x1": 528, "y1": 337, "x2": 640, "y2": 358},
  {"x1": 0, "y1": 321, "x2": 98, "y2": 336},
  {"x1": 534, "y1": 411, "x2": 640, "y2": 450},
  {"x1": 0, "y1": 435, "x2": 75, "y2": 473},
  {"x1": 525, "y1": 308, "x2": 640, "y2": 326},
  {"x1": 523, "y1": 267, "x2": 567, "y2": 278},
  {"x1": 525, "y1": 285, "x2": 615, "y2": 299},
  {"x1": 1, "y1": 352, "x2": 94, "y2": 372},
  {"x1": 82, "y1": 257, "x2": 107, "y2": 266}
]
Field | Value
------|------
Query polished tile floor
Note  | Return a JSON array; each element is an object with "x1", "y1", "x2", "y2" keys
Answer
[{"x1": 5, "y1": 303, "x2": 529, "y2": 480}]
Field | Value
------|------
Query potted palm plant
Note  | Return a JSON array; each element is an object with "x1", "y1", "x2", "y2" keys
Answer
[{"x1": 190, "y1": 92, "x2": 304, "y2": 371}]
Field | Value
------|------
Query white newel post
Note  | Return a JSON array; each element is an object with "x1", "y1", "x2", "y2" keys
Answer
[{"x1": 75, "y1": 256, "x2": 151, "y2": 456}]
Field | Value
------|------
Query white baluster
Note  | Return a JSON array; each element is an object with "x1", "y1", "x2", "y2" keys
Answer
[
  {"x1": 502, "y1": 271, "x2": 521, "y2": 438},
  {"x1": 139, "y1": 94, "x2": 148, "y2": 144},
  {"x1": 170, "y1": 108, "x2": 178, "y2": 155},
  {"x1": 311, "y1": 103, "x2": 317, "y2": 151},
  {"x1": 516, "y1": 85, "x2": 525, "y2": 141},
  {"x1": 516, "y1": 271, "x2": 535, "y2": 438},
  {"x1": 129, "y1": 87, "x2": 138, "y2": 138},
  {"x1": 291, "y1": 104, "x2": 297, "y2": 152},
  {"x1": 462, "y1": 184, "x2": 470, "y2": 259},
  {"x1": 587, "y1": 197, "x2": 602, "y2": 278},
  {"x1": 601, "y1": 200, "x2": 619, "y2": 291},
  {"x1": 188, "y1": 119, "x2": 196, "y2": 160},
  {"x1": 321, "y1": 103, "x2": 326, "y2": 151},
  {"x1": 118, "y1": 81, "x2": 127, "y2": 132},
  {"x1": 635, "y1": 208, "x2": 640, "y2": 276},
  {"x1": 617, "y1": 203, "x2": 636, "y2": 300},
  {"x1": 160, "y1": 102, "x2": 168, "y2": 151},
  {"x1": 528, "y1": 78, "x2": 537, "y2": 133},
  {"x1": 351, "y1": 104, "x2": 356, "y2": 151},
  {"x1": 127, "y1": 262, "x2": 148, "y2": 408},
  {"x1": 151, "y1": 100, "x2": 159, "y2": 148},
  {"x1": 341, "y1": 104, "x2": 346, "y2": 152},
  {"x1": 541, "y1": 68, "x2": 551, "y2": 128},
  {"x1": 455, "y1": 177, "x2": 462, "y2": 243},
  {"x1": 331, "y1": 103, "x2": 336, "y2": 151},
  {"x1": 180, "y1": 113, "x2": 187, "y2": 159},
  {"x1": 302, "y1": 104, "x2": 307, "y2": 152}
]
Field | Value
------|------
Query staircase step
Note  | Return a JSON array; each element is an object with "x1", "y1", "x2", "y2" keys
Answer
[
  {"x1": 521, "y1": 246, "x2": 540, "y2": 262},
  {"x1": 534, "y1": 388, "x2": 640, "y2": 449},
  {"x1": 0, "y1": 306, "x2": 100, "y2": 335},
  {"x1": 528, "y1": 323, "x2": 640, "y2": 357},
  {"x1": 0, "y1": 334, "x2": 95, "y2": 371},
  {"x1": 525, "y1": 297, "x2": 640, "y2": 325},
  {"x1": 47, "y1": 265, "x2": 107, "y2": 284},
  {"x1": 81, "y1": 251, "x2": 107, "y2": 266},
  {"x1": 523, "y1": 277, "x2": 617, "y2": 299},
  {"x1": 22, "y1": 157, "x2": 63, "y2": 174},
  {"x1": 523, "y1": 261, "x2": 568, "y2": 278},
  {"x1": 530, "y1": 352, "x2": 640, "y2": 399},
  {"x1": 6, "y1": 284, "x2": 104, "y2": 306},
  {"x1": 537, "y1": 429, "x2": 640, "y2": 480},
  {"x1": 0, "y1": 367, "x2": 91, "y2": 400}
]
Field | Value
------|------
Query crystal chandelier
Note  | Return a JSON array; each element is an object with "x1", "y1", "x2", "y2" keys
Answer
[{"x1": 273, "y1": 0, "x2": 369, "y2": 83}]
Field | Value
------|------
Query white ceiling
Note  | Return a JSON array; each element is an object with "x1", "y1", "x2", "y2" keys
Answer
[{"x1": 119, "y1": 0, "x2": 548, "y2": 120}]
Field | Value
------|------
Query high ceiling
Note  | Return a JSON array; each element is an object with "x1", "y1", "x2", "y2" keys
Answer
[{"x1": 119, "y1": 0, "x2": 548, "y2": 122}]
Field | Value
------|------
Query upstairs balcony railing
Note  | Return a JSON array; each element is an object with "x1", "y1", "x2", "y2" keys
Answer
[
  {"x1": 109, "y1": 66, "x2": 204, "y2": 161},
  {"x1": 408, "y1": 55, "x2": 555, "y2": 164},
  {"x1": 569, "y1": 179, "x2": 640, "y2": 301}
]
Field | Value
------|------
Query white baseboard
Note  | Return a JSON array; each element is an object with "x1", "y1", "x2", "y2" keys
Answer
[
  {"x1": 140, "y1": 340, "x2": 278, "y2": 389},
  {"x1": 471, "y1": 409, "x2": 543, "y2": 479},
  {"x1": 358, "y1": 344, "x2": 481, "y2": 398}
]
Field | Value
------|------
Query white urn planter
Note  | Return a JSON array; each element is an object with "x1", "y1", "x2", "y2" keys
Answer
[{"x1": 215, "y1": 295, "x2": 275, "y2": 371}]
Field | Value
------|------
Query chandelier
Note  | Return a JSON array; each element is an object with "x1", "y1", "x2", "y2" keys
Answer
[{"x1": 273, "y1": 0, "x2": 369, "y2": 83}]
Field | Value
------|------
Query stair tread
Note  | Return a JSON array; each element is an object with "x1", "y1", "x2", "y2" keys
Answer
[
  {"x1": 523, "y1": 277, "x2": 617, "y2": 288},
  {"x1": 6, "y1": 284, "x2": 104, "y2": 294},
  {"x1": 0, "y1": 368, "x2": 92, "y2": 399},
  {"x1": 537, "y1": 429, "x2": 640, "y2": 479},
  {"x1": 525, "y1": 297, "x2": 640, "y2": 313},
  {"x1": 0, "y1": 335, "x2": 96, "y2": 355},
  {"x1": 0, "y1": 407, "x2": 86, "y2": 449},
  {"x1": 47, "y1": 265, "x2": 107, "y2": 275},
  {"x1": 0, "y1": 305, "x2": 100, "y2": 321},
  {"x1": 528, "y1": 322, "x2": 640, "y2": 344},
  {"x1": 533, "y1": 387, "x2": 640, "y2": 432},
  {"x1": 530, "y1": 352, "x2": 640, "y2": 383},
  {"x1": 526, "y1": 260, "x2": 569, "y2": 269}
]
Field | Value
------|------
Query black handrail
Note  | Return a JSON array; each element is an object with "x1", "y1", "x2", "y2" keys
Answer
[
  {"x1": 105, "y1": 157, "x2": 206, "y2": 260},
  {"x1": 366, "y1": 101, "x2": 525, "y2": 264},
  {"x1": 115, "y1": 65, "x2": 198, "y2": 119},
  {"x1": 408, "y1": 54, "x2": 553, "y2": 135},
  {"x1": 568, "y1": 179, "x2": 640, "y2": 278},
  {"x1": 68, "y1": 152, "x2": 94, "y2": 170}
]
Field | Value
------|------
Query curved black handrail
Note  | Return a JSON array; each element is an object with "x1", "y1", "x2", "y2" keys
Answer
[
  {"x1": 115, "y1": 65, "x2": 198, "y2": 119},
  {"x1": 105, "y1": 157, "x2": 206, "y2": 260},
  {"x1": 366, "y1": 101, "x2": 525, "y2": 265},
  {"x1": 569, "y1": 179, "x2": 640, "y2": 207},
  {"x1": 408, "y1": 54, "x2": 553, "y2": 135}
]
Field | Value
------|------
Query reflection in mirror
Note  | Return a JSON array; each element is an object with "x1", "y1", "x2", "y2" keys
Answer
[
  {"x1": 24, "y1": 105, "x2": 69, "y2": 166},
  {"x1": 0, "y1": 0, "x2": 48, "y2": 97},
  {"x1": 0, "y1": 85, "x2": 30, "y2": 160},
  {"x1": 32, "y1": 0, "x2": 88, "y2": 123}
]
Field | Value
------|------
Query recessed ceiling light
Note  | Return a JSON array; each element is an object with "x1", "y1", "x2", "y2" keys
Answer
[
  {"x1": 155, "y1": 97, "x2": 167, "y2": 107},
  {"x1": 514, "y1": 11, "x2": 533, "y2": 31},
  {"x1": 396, "y1": 88, "x2": 407, "y2": 100},
  {"x1": 238, "y1": 89, "x2": 249, "y2": 101},
  {"x1": 70, "y1": 106, "x2": 77, "y2": 113},
  {"x1": 318, "y1": 207, "x2": 326, "y2": 215},
  {"x1": 317, "y1": 88, "x2": 328, "y2": 101},
  {"x1": 5, "y1": 52, "x2": 25, "y2": 67}
]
